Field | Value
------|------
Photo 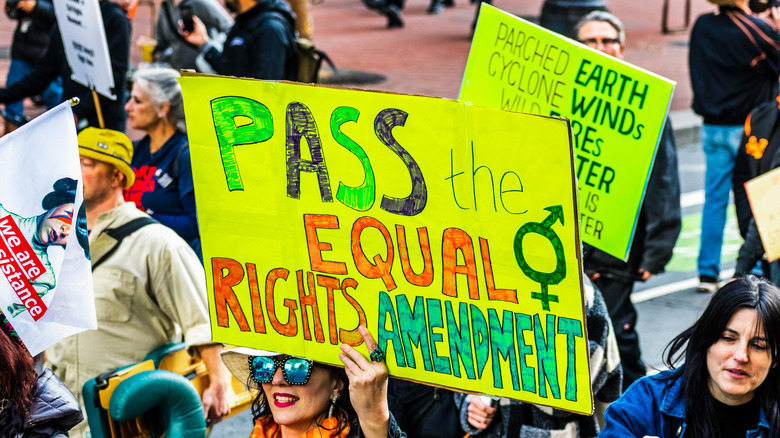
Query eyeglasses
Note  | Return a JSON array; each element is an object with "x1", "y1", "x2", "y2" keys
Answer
[
  {"x1": 580, "y1": 37, "x2": 621, "y2": 46},
  {"x1": 249, "y1": 356, "x2": 314, "y2": 385}
]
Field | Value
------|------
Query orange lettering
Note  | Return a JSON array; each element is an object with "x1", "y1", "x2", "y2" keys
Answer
[
  {"x1": 351, "y1": 216, "x2": 396, "y2": 290},
  {"x1": 296, "y1": 270, "x2": 325, "y2": 342},
  {"x1": 441, "y1": 228, "x2": 479, "y2": 299},
  {"x1": 211, "y1": 258, "x2": 250, "y2": 331},
  {"x1": 304, "y1": 214, "x2": 347, "y2": 275},
  {"x1": 265, "y1": 268, "x2": 298, "y2": 336},
  {"x1": 396, "y1": 224, "x2": 433, "y2": 287},
  {"x1": 479, "y1": 238, "x2": 517, "y2": 303},
  {"x1": 246, "y1": 263, "x2": 267, "y2": 333}
]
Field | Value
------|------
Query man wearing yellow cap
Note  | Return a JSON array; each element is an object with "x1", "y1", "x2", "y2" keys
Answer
[{"x1": 46, "y1": 127, "x2": 232, "y2": 437}]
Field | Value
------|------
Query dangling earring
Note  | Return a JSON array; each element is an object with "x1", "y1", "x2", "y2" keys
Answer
[{"x1": 327, "y1": 394, "x2": 339, "y2": 418}]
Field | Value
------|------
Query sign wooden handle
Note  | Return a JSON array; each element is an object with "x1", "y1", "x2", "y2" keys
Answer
[{"x1": 91, "y1": 89, "x2": 105, "y2": 129}]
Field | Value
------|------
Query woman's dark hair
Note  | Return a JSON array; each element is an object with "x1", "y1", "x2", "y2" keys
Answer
[
  {"x1": 0, "y1": 319, "x2": 36, "y2": 437},
  {"x1": 663, "y1": 276, "x2": 780, "y2": 438},
  {"x1": 40, "y1": 177, "x2": 89, "y2": 257},
  {"x1": 249, "y1": 361, "x2": 355, "y2": 434},
  {"x1": 41, "y1": 177, "x2": 77, "y2": 211}
]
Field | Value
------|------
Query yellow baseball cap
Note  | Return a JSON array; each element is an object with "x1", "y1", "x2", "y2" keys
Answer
[{"x1": 77, "y1": 127, "x2": 136, "y2": 189}]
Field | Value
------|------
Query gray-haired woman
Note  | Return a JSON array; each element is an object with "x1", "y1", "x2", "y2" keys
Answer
[{"x1": 123, "y1": 66, "x2": 201, "y2": 258}]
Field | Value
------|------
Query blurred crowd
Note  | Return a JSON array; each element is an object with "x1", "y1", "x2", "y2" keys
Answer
[{"x1": 2, "y1": 0, "x2": 780, "y2": 437}]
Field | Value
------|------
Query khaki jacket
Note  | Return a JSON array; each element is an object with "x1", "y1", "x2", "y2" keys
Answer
[{"x1": 47, "y1": 202, "x2": 211, "y2": 437}]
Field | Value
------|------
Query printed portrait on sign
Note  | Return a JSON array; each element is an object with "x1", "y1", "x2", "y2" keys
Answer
[{"x1": 1, "y1": 177, "x2": 89, "y2": 319}]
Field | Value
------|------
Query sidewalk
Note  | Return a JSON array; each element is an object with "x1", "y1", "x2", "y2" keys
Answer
[{"x1": 670, "y1": 109, "x2": 702, "y2": 148}]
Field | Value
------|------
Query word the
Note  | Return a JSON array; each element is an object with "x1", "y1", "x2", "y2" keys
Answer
[{"x1": 446, "y1": 142, "x2": 527, "y2": 215}]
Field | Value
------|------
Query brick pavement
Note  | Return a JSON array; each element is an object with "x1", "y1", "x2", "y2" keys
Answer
[{"x1": 0, "y1": 0, "x2": 717, "y2": 119}]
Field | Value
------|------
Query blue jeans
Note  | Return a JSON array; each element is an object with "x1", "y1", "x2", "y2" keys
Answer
[
  {"x1": 5, "y1": 58, "x2": 62, "y2": 120},
  {"x1": 698, "y1": 124, "x2": 741, "y2": 279}
]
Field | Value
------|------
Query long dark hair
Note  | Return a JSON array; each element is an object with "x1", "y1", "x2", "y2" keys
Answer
[
  {"x1": 0, "y1": 319, "x2": 36, "y2": 437},
  {"x1": 249, "y1": 361, "x2": 355, "y2": 435},
  {"x1": 663, "y1": 276, "x2": 780, "y2": 438}
]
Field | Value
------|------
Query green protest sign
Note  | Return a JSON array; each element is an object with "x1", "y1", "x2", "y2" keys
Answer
[
  {"x1": 460, "y1": 4, "x2": 675, "y2": 260},
  {"x1": 180, "y1": 74, "x2": 593, "y2": 414}
]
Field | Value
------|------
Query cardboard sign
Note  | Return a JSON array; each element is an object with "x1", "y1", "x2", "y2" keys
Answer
[
  {"x1": 745, "y1": 166, "x2": 780, "y2": 262},
  {"x1": 53, "y1": 0, "x2": 116, "y2": 99},
  {"x1": 460, "y1": 4, "x2": 675, "y2": 260},
  {"x1": 0, "y1": 102, "x2": 96, "y2": 355},
  {"x1": 180, "y1": 73, "x2": 592, "y2": 414}
]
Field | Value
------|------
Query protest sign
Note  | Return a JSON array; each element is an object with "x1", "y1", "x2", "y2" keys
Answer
[
  {"x1": 460, "y1": 4, "x2": 675, "y2": 260},
  {"x1": 745, "y1": 166, "x2": 780, "y2": 262},
  {"x1": 180, "y1": 73, "x2": 593, "y2": 414},
  {"x1": 53, "y1": 0, "x2": 116, "y2": 99},
  {"x1": 0, "y1": 102, "x2": 96, "y2": 355}
]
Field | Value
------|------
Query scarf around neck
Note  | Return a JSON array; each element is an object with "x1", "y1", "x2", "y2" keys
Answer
[{"x1": 250, "y1": 415, "x2": 351, "y2": 438}]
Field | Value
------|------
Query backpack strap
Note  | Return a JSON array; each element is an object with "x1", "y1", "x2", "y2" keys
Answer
[
  {"x1": 260, "y1": 10, "x2": 299, "y2": 77},
  {"x1": 725, "y1": 10, "x2": 779, "y2": 70},
  {"x1": 264, "y1": 10, "x2": 338, "y2": 82},
  {"x1": 92, "y1": 217, "x2": 159, "y2": 271}
]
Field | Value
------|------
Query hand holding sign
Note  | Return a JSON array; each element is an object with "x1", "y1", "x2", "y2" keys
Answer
[
  {"x1": 466, "y1": 396, "x2": 497, "y2": 430},
  {"x1": 340, "y1": 326, "x2": 390, "y2": 438}
]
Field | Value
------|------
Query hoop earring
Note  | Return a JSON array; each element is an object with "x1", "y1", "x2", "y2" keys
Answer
[{"x1": 327, "y1": 394, "x2": 339, "y2": 418}]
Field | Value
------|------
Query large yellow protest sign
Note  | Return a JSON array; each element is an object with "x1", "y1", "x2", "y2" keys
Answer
[
  {"x1": 746, "y1": 167, "x2": 780, "y2": 262},
  {"x1": 180, "y1": 73, "x2": 592, "y2": 414},
  {"x1": 461, "y1": 5, "x2": 675, "y2": 260}
]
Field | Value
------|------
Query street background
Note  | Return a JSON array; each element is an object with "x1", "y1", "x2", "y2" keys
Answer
[{"x1": 0, "y1": 0, "x2": 739, "y2": 435}]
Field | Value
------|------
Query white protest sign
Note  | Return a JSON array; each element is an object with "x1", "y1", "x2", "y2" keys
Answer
[
  {"x1": 53, "y1": 0, "x2": 116, "y2": 100},
  {"x1": 746, "y1": 166, "x2": 780, "y2": 262},
  {"x1": 0, "y1": 102, "x2": 97, "y2": 355}
]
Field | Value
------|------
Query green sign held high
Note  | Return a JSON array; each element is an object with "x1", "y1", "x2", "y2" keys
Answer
[{"x1": 460, "y1": 4, "x2": 675, "y2": 260}]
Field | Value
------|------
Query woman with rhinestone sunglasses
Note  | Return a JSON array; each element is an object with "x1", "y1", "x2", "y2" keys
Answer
[{"x1": 221, "y1": 326, "x2": 407, "y2": 438}]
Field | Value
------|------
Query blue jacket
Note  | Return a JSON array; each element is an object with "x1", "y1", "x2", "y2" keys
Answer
[
  {"x1": 599, "y1": 369, "x2": 771, "y2": 438},
  {"x1": 203, "y1": 0, "x2": 297, "y2": 80}
]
